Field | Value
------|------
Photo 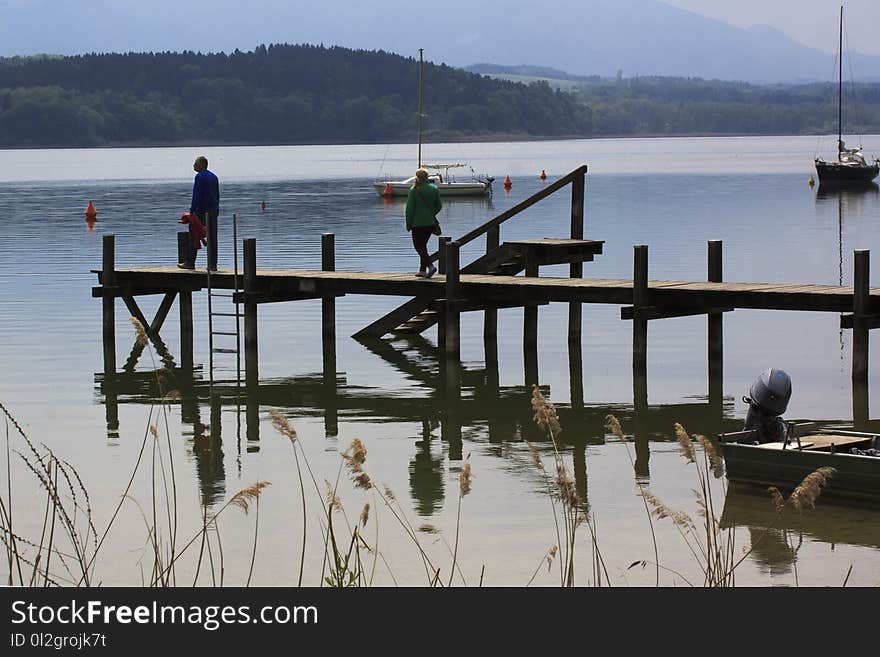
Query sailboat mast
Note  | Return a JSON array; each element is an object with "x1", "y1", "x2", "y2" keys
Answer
[
  {"x1": 417, "y1": 48, "x2": 423, "y2": 169},
  {"x1": 838, "y1": 5, "x2": 843, "y2": 157}
]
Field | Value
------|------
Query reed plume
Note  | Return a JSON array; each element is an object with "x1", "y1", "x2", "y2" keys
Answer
[
  {"x1": 604, "y1": 414, "x2": 625, "y2": 439},
  {"x1": 459, "y1": 459, "x2": 473, "y2": 497},
  {"x1": 674, "y1": 423, "x2": 696, "y2": 463},
  {"x1": 229, "y1": 481, "x2": 271, "y2": 514},
  {"x1": 269, "y1": 410, "x2": 297, "y2": 445},
  {"x1": 694, "y1": 434, "x2": 722, "y2": 471},
  {"x1": 360, "y1": 503, "x2": 370, "y2": 528},
  {"x1": 129, "y1": 317, "x2": 148, "y2": 347},
  {"x1": 531, "y1": 387, "x2": 561, "y2": 437},
  {"x1": 789, "y1": 467, "x2": 836, "y2": 510}
]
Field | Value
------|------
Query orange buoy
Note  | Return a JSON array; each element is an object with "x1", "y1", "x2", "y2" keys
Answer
[
  {"x1": 539, "y1": 169, "x2": 547, "y2": 181},
  {"x1": 383, "y1": 183, "x2": 393, "y2": 197},
  {"x1": 84, "y1": 200, "x2": 97, "y2": 219},
  {"x1": 503, "y1": 175, "x2": 512, "y2": 190},
  {"x1": 260, "y1": 200, "x2": 267, "y2": 211}
]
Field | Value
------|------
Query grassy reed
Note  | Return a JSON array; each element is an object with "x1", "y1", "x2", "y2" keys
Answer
[{"x1": 0, "y1": 318, "x2": 855, "y2": 587}]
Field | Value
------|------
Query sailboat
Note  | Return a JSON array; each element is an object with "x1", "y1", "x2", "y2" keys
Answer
[
  {"x1": 373, "y1": 49, "x2": 494, "y2": 198},
  {"x1": 814, "y1": 6, "x2": 879, "y2": 185}
]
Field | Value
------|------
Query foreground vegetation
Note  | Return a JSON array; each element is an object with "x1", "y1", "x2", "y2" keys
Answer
[
  {"x1": 0, "y1": 319, "x2": 852, "y2": 587},
  {"x1": 2, "y1": 44, "x2": 880, "y2": 148}
]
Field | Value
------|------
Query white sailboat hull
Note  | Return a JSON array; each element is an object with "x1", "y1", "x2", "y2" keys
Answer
[{"x1": 373, "y1": 179, "x2": 491, "y2": 197}]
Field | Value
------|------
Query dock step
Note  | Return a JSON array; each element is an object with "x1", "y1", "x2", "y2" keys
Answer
[
  {"x1": 209, "y1": 292, "x2": 236, "y2": 298},
  {"x1": 212, "y1": 348, "x2": 238, "y2": 354},
  {"x1": 211, "y1": 331, "x2": 239, "y2": 336},
  {"x1": 211, "y1": 312, "x2": 243, "y2": 317}
]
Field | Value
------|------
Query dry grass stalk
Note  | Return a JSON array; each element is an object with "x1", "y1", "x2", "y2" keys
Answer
[
  {"x1": 555, "y1": 462, "x2": 580, "y2": 508},
  {"x1": 459, "y1": 459, "x2": 473, "y2": 497},
  {"x1": 546, "y1": 545, "x2": 558, "y2": 571},
  {"x1": 674, "y1": 423, "x2": 696, "y2": 463},
  {"x1": 149, "y1": 424, "x2": 158, "y2": 439},
  {"x1": 229, "y1": 481, "x2": 271, "y2": 514},
  {"x1": 352, "y1": 472, "x2": 372, "y2": 491},
  {"x1": 643, "y1": 489, "x2": 694, "y2": 530},
  {"x1": 343, "y1": 438, "x2": 367, "y2": 472},
  {"x1": 531, "y1": 386, "x2": 561, "y2": 437},
  {"x1": 768, "y1": 486, "x2": 785, "y2": 513},
  {"x1": 604, "y1": 414, "x2": 625, "y2": 439},
  {"x1": 323, "y1": 480, "x2": 342, "y2": 512},
  {"x1": 129, "y1": 317, "x2": 149, "y2": 347},
  {"x1": 269, "y1": 410, "x2": 297, "y2": 445},
  {"x1": 526, "y1": 440, "x2": 544, "y2": 470},
  {"x1": 789, "y1": 467, "x2": 836, "y2": 510},
  {"x1": 360, "y1": 503, "x2": 370, "y2": 528},
  {"x1": 694, "y1": 434, "x2": 722, "y2": 470}
]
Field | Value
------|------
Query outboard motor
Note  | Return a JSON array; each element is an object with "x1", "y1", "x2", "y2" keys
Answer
[{"x1": 743, "y1": 368, "x2": 792, "y2": 443}]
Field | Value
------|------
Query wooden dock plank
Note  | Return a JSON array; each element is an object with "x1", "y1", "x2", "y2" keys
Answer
[{"x1": 98, "y1": 267, "x2": 880, "y2": 314}]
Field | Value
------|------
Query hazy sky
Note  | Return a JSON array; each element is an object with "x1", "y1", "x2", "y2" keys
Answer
[{"x1": 664, "y1": 1, "x2": 880, "y2": 55}]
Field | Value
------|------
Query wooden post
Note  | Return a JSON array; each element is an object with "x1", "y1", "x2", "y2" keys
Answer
[
  {"x1": 853, "y1": 249, "x2": 870, "y2": 427},
  {"x1": 633, "y1": 245, "x2": 648, "y2": 412},
  {"x1": 569, "y1": 337, "x2": 584, "y2": 410},
  {"x1": 524, "y1": 261, "x2": 539, "y2": 386},
  {"x1": 438, "y1": 236, "x2": 450, "y2": 275},
  {"x1": 321, "y1": 233, "x2": 336, "y2": 385},
  {"x1": 444, "y1": 241, "x2": 461, "y2": 399},
  {"x1": 708, "y1": 240, "x2": 723, "y2": 410},
  {"x1": 244, "y1": 238, "x2": 258, "y2": 392},
  {"x1": 569, "y1": 167, "x2": 585, "y2": 344},
  {"x1": 178, "y1": 231, "x2": 193, "y2": 371},
  {"x1": 102, "y1": 235, "x2": 117, "y2": 377},
  {"x1": 484, "y1": 226, "x2": 499, "y2": 392}
]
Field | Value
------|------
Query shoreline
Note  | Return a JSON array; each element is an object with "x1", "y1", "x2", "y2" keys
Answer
[{"x1": 0, "y1": 131, "x2": 851, "y2": 151}]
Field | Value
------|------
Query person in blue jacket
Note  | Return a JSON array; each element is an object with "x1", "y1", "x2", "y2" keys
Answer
[{"x1": 190, "y1": 155, "x2": 220, "y2": 271}]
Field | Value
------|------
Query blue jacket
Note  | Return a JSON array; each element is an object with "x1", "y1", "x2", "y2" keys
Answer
[{"x1": 190, "y1": 170, "x2": 220, "y2": 214}]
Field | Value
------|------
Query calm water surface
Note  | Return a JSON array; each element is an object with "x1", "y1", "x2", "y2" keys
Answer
[{"x1": 1, "y1": 135, "x2": 879, "y2": 586}]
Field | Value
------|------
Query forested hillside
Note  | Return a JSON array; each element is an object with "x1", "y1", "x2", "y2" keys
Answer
[{"x1": 1, "y1": 44, "x2": 879, "y2": 148}]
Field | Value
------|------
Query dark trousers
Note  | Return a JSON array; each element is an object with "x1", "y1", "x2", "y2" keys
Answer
[
  {"x1": 185, "y1": 241, "x2": 199, "y2": 267},
  {"x1": 411, "y1": 226, "x2": 433, "y2": 271},
  {"x1": 197, "y1": 210, "x2": 220, "y2": 270}
]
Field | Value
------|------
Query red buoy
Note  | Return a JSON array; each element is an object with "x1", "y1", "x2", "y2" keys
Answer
[
  {"x1": 383, "y1": 183, "x2": 393, "y2": 197},
  {"x1": 84, "y1": 201, "x2": 97, "y2": 219},
  {"x1": 503, "y1": 175, "x2": 512, "y2": 190},
  {"x1": 539, "y1": 169, "x2": 547, "y2": 181}
]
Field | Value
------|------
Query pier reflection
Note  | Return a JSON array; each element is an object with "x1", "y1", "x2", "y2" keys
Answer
[
  {"x1": 720, "y1": 484, "x2": 880, "y2": 577},
  {"x1": 95, "y1": 329, "x2": 743, "y2": 517}
]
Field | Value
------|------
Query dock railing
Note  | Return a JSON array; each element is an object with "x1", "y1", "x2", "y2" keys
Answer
[{"x1": 429, "y1": 164, "x2": 587, "y2": 269}]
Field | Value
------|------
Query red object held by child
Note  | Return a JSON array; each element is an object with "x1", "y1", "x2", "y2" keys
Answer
[{"x1": 179, "y1": 212, "x2": 207, "y2": 249}]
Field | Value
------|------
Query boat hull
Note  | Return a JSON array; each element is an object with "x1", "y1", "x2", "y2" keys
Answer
[
  {"x1": 815, "y1": 160, "x2": 880, "y2": 184},
  {"x1": 373, "y1": 181, "x2": 491, "y2": 198},
  {"x1": 719, "y1": 434, "x2": 880, "y2": 502}
]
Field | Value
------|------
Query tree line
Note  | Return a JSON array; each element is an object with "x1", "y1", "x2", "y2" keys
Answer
[{"x1": 0, "y1": 44, "x2": 878, "y2": 148}]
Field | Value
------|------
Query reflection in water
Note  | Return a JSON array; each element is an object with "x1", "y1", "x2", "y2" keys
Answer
[
  {"x1": 814, "y1": 182, "x2": 879, "y2": 428},
  {"x1": 97, "y1": 330, "x2": 741, "y2": 516},
  {"x1": 409, "y1": 419, "x2": 444, "y2": 516},
  {"x1": 720, "y1": 484, "x2": 880, "y2": 577}
]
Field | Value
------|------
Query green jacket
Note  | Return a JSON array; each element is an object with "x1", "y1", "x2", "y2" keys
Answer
[{"x1": 405, "y1": 182, "x2": 442, "y2": 229}]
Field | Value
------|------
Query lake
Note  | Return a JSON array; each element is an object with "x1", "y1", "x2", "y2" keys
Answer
[{"x1": 1, "y1": 135, "x2": 879, "y2": 587}]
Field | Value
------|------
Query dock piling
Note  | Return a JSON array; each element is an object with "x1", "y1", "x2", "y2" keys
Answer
[
  {"x1": 321, "y1": 233, "x2": 337, "y2": 385},
  {"x1": 243, "y1": 238, "x2": 258, "y2": 391},
  {"x1": 444, "y1": 241, "x2": 461, "y2": 398},
  {"x1": 633, "y1": 245, "x2": 649, "y2": 411},
  {"x1": 708, "y1": 240, "x2": 724, "y2": 409},
  {"x1": 524, "y1": 261, "x2": 539, "y2": 386},
  {"x1": 102, "y1": 235, "x2": 117, "y2": 376},
  {"x1": 852, "y1": 249, "x2": 870, "y2": 426}
]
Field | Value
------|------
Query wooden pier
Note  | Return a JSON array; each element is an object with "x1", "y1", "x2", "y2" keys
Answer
[{"x1": 93, "y1": 165, "x2": 878, "y2": 428}]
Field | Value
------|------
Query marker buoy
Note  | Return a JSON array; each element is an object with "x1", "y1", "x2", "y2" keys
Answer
[
  {"x1": 808, "y1": 175, "x2": 815, "y2": 187},
  {"x1": 84, "y1": 201, "x2": 97, "y2": 219},
  {"x1": 503, "y1": 175, "x2": 512, "y2": 190},
  {"x1": 260, "y1": 200, "x2": 267, "y2": 211},
  {"x1": 539, "y1": 169, "x2": 547, "y2": 181},
  {"x1": 383, "y1": 183, "x2": 393, "y2": 197}
]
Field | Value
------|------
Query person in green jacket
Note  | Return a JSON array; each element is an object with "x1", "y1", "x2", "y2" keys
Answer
[{"x1": 405, "y1": 168, "x2": 442, "y2": 278}]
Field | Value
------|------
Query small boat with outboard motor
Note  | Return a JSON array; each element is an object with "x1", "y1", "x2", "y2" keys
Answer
[{"x1": 718, "y1": 368, "x2": 880, "y2": 502}]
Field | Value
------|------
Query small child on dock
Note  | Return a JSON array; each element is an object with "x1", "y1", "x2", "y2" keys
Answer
[{"x1": 177, "y1": 212, "x2": 207, "y2": 269}]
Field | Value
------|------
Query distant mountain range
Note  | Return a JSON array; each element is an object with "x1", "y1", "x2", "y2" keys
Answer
[{"x1": 1, "y1": 0, "x2": 879, "y2": 83}]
